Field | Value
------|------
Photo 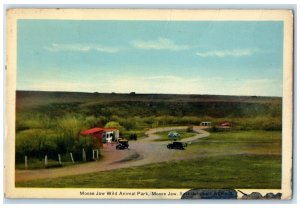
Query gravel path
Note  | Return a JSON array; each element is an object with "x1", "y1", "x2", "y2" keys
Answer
[{"x1": 15, "y1": 126, "x2": 210, "y2": 183}]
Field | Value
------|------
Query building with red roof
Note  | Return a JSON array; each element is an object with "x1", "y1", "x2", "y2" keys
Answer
[{"x1": 81, "y1": 127, "x2": 119, "y2": 148}]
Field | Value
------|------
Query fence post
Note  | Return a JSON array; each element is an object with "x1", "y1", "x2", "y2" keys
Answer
[
  {"x1": 45, "y1": 155, "x2": 48, "y2": 167},
  {"x1": 58, "y1": 154, "x2": 62, "y2": 165},
  {"x1": 25, "y1": 155, "x2": 28, "y2": 169},
  {"x1": 82, "y1": 148, "x2": 86, "y2": 162},
  {"x1": 70, "y1": 152, "x2": 74, "y2": 163},
  {"x1": 96, "y1": 149, "x2": 99, "y2": 159},
  {"x1": 92, "y1": 150, "x2": 95, "y2": 160}
]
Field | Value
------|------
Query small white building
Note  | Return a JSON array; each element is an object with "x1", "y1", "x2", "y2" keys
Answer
[
  {"x1": 101, "y1": 128, "x2": 119, "y2": 143},
  {"x1": 200, "y1": 121, "x2": 212, "y2": 126}
]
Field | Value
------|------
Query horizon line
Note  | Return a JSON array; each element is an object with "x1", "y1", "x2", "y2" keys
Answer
[{"x1": 16, "y1": 89, "x2": 283, "y2": 98}]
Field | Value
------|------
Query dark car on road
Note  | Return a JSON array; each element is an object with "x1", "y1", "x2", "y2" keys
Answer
[
  {"x1": 116, "y1": 139, "x2": 129, "y2": 150},
  {"x1": 167, "y1": 142, "x2": 187, "y2": 150}
]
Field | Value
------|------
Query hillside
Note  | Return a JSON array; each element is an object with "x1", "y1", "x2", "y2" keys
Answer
[{"x1": 16, "y1": 91, "x2": 282, "y2": 118}]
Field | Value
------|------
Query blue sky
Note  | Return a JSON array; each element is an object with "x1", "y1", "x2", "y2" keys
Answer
[{"x1": 17, "y1": 20, "x2": 283, "y2": 96}]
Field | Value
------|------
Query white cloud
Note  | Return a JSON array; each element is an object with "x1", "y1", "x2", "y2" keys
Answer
[
  {"x1": 196, "y1": 49, "x2": 258, "y2": 58},
  {"x1": 45, "y1": 43, "x2": 120, "y2": 53},
  {"x1": 131, "y1": 38, "x2": 190, "y2": 51}
]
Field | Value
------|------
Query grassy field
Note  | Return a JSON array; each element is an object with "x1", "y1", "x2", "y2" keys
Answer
[
  {"x1": 189, "y1": 130, "x2": 282, "y2": 155},
  {"x1": 16, "y1": 154, "x2": 281, "y2": 189},
  {"x1": 155, "y1": 130, "x2": 197, "y2": 141},
  {"x1": 16, "y1": 130, "x2": 281, "y2": 188}
]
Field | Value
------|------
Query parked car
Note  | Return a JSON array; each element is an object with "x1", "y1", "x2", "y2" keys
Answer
[
  {"x1": 167, "y1": 142, "x2": 187, "y2": 150},
  {"x1": 116, "y1": 139, "x2": 129, "y2": 150}
]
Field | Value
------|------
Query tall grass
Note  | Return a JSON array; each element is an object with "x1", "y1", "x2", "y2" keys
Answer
[{"x1": 16, "y1": 114, "x2": 100, "y2": 164}]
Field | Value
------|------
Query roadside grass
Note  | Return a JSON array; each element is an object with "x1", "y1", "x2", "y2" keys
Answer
[
  {"x1": 155, "y1": 130, "x2": 197, "y2": 142},
  {"x1": 15, "y1": 159, "x2": 63, "y2": 170},
  {"x1": 16, "y1": 154, "x2": 281, "y2": 189},
  {"x1": 201, "y1": 130, "x2": 281, "y2": 143}
]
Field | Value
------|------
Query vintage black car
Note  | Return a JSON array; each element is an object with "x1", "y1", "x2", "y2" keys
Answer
[
  {"x1": 116, "y1": 139, "x2": 129, "y2": 150},
  {"x1": 167, "y1": 142, "x2": 186, "y2": 150}
]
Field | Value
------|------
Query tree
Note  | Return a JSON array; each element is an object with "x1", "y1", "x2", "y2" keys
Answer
[{"x1": 104, "y1": 121, "x2": 125, "y2": 132}]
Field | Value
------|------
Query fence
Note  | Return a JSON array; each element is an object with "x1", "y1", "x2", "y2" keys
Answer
[{"x1": 22, "y1": 148, "x2": 101, "y2": 169}]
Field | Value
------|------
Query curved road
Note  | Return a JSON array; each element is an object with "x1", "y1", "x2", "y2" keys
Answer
[{"x1": 15, "y1": 126, "x2": 210, "y2": 183}]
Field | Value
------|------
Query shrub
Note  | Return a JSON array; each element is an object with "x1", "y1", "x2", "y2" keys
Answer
[
  {"x1": 15, "y1": 129, "x2": 59, "y2": 162},
  {"x1": 84, "y1": 116, "x2": 98, "y2": 128},
  {"x1": 105, "y1": 121, "x2": 125, "y2": 132},
  {"x1": 186, "y1": 126, "x2": 193, "y2": 132},
  {"x1": 210, "y1": 126, "x2": 219, "y2": 132}
]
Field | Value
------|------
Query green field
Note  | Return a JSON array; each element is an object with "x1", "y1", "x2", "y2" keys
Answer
[
  {"x1": 190, "y1": 130, "x2": 282, "y2": 155},
  {"x1": 16, "y1": 154, "x2": 281, "y2": 189},
  {"x1": 155, "y1": 130, "x2": 196, "y2": 141}
]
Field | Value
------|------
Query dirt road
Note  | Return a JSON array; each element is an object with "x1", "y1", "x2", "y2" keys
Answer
[{"x1": 15, "y1": 126, "x2": 210, "y2": 183}]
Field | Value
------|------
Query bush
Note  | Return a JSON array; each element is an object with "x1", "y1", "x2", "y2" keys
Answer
[
  {"x1": 15, "y1": 129, "x2": 60, "y2": 162},
  {"x1": 186, "y1": 126, "x2": 193, "y2": 132},
  {"x1": 105, "y1": 121, "x2": 125, "y2": 132},
  {"x1": 84, "y1": 116, "x2": 98, "y2": 128}
]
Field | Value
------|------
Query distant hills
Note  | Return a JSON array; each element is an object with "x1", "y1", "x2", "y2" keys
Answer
[{"x1": 16, "y1": 90, "x2": 282, "y2": 119}]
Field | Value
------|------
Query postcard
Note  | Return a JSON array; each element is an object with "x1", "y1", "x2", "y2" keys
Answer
[{"x1": 5, "y1": 9, "x2": 293, "y2": 200}]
